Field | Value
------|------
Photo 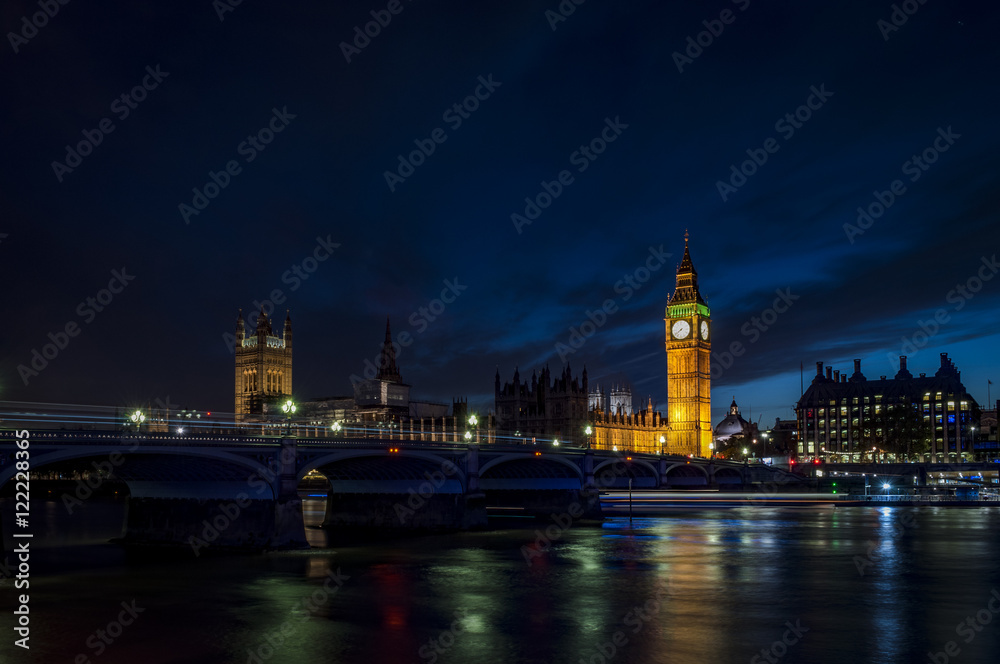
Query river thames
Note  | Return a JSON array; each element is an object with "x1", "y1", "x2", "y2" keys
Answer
[{"x1": 2, "y1": 496, "x2": 1000, "y2": 663}]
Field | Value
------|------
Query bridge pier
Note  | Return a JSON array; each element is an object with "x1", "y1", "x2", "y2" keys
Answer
[{"x1": 272, "y1": 438, "x2": 309, "y2": 549}]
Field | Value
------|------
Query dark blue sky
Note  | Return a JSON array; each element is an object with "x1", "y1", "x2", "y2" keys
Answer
[{"x1": 2, "y1": 0, "x2": 998, "y2": 427}]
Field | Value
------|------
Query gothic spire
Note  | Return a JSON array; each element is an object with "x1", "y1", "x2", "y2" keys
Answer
[
  {"x1": 376, "y1": 317, "x2": 403, "y2": 383},
  {"x1": 669, "y1": 234, "x2": 706, "y2": 305}
]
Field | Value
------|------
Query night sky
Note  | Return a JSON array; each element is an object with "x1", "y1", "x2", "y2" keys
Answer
[{"x1": 3, "y1": 0, "x2": 998, "y2": 428}]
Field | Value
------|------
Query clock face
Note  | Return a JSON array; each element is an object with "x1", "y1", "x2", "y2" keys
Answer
[
  {"x1": 671, "y1": 320, "x2": 691, "y2": 339},
  {"x1": 700, "y1": 321, "x2": 709, "y2": 340}
]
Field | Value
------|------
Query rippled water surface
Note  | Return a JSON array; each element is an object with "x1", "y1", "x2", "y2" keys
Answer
[{"x1": 3, "y1": 498, "x2": 1000, "y2": 664}]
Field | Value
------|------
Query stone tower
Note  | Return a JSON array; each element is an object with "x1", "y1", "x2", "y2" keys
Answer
[
  {"x1": 665, "y1": 234, "x2": 712, "y2": 457},
  {"x1": 234, "y1": 308, "x2": 293, "y2": 421}
]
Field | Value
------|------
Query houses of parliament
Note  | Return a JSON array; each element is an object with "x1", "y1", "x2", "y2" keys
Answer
[
  {"x1": 495, "y1": 235, "x2": 714, "y2": 456},
  {"x1": 232, "y1": 235, "x2": 715, "y2": 456}
]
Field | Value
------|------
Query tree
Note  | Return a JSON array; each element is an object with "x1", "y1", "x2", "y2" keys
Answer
[
  {"x1": 881, "y1": 402, "x2": 930, "y2": 459},
  {"x1": 717, "y1": 434, "x2": 751, "y2": 461}
]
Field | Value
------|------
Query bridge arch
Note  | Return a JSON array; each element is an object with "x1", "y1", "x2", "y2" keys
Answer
[
  {"x1": 665, "y1": 462, "x2": 710, "y2": 486},
  {"x1": 299, "y1": 450, "x2": 468, "y2": 494},
  {"x1": 0, "y1": 446, "x2": 276, "y2": 499},
  {"x1": 592, "y1": 457, "x2": 659, "y2": 489},
  {"x1": 478, "y1": 453, "x2": 583, "y2": 490}
]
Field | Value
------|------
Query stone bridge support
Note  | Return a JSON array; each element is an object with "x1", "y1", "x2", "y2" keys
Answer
[
  {"x1": 320, "y1": 446, "x2": 487, "y2": 533},
  {"x1": 120, "y1": 439, "x2": 308, "y2": 552}
]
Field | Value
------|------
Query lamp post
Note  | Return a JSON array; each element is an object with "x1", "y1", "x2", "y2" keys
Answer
[
  {"x1": 585, "y1": 425, "x2": 593, "y2": 449},
  {"x1": 331, "y1": 421, "x2": 342, "y2": 438},
  {"x1": 659, "y1": 435, "x2": 665, "y2": 455},
  {"x1": 129, "y1": 410, "x2": 145, "y2": 434},
  {"x1": 708, "y1": 442, "x2": 715, "y2": 459},
  {"x1": 282, "y1": 399, "x2": 296, "y2": 435},
  {"x1": 469, "y1": 414, "x2": 479, "y2": 445}
]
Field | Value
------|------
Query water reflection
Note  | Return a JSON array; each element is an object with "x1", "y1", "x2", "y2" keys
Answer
[{"x1": 3, "y1": 498, "x2": 1000, "y2": 663}]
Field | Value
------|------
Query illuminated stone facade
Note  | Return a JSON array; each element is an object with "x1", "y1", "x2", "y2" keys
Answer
[
  {"x1": 234, "y1": 308, "x2": 293, "y2": 421},
  {"x1": 664, "y1": 236, "x2": 713, "y2": 457},
  {"x1": 590, "y1": 398, "x2": 673, "y2": 455}
]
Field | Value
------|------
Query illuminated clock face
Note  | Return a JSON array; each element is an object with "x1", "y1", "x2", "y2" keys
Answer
[
  {"x1": 672, "y1": 320, "x2": 691, "y2": 339},
  {"x1": 700, "y1": 321, "x2": 709, "y2": 340}
]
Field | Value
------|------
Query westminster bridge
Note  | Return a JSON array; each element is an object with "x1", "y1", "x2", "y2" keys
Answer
[{"x1": 0, "y1": 428, "x2": 802, "y2": 553}]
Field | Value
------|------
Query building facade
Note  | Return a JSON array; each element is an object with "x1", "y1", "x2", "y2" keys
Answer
[
  {"x1": 234, "y1": 308, "x2": 293, "y2": 421},
  {"x1": 589, "y1": 397, "x2": 675, "y2": 455},
  {"x1": 796, "y1": 354, "x2": 978, "y2": 461},
  {"x1": 664, "y1": 235, "x2": 713, "y2": 457},
  {"x1": 494, "y1": 364, "x2": 590, "y2": 441}
]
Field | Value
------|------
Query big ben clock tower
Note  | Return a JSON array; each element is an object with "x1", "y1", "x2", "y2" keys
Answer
[{"x1": 665, "y1": 233, "x2": 712, "y2": 457}]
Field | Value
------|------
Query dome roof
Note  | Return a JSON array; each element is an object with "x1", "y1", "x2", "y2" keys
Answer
[{"x1": 714, "y1": 398, "x2": 751, "y2": 440}]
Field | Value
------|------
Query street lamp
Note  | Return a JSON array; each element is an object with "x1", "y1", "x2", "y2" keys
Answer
[
  {"x1": 659, "y1": 435, "x2": 665, "y2": 455},
  {"x1": 553, "y1": 439, "x2": 559, "y2": 446},
  {"x1": 331, "y1": 421, "x2": 342, "y2": 435},
  {"x1": 585, "y1": 425, "x2": 593, "y2": 449},
  {"x1": 708, "y1": 442, "x2": 715, "y2": 459},
  {"x1": 468, "y1": 414, "x2": 479, "y2": 444},
  {"x1": 282, "y1": 399, "x2": 296, "y2": 434},
  {"x1": 465, "y1": 431, "x2": 472, "y2": 441}
]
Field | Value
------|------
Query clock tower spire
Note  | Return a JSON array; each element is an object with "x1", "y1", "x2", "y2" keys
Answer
[{"x1": 665, "y1": 234, "x2": 712, "y2": 457}]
